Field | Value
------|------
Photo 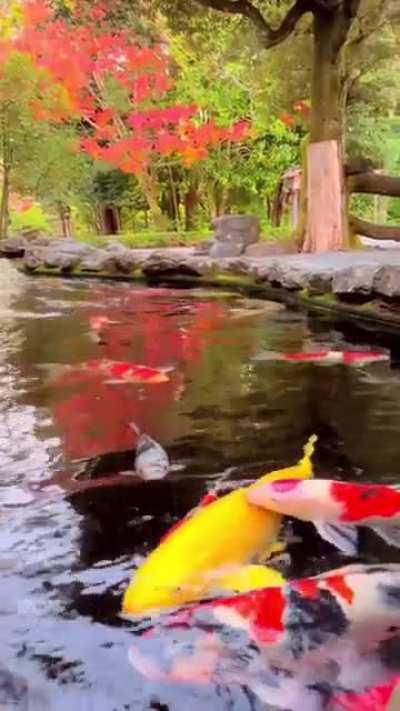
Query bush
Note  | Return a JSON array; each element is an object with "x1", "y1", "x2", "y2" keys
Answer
[{"x1": 10, "y1": 205, "x2": 52, "y2": 234}]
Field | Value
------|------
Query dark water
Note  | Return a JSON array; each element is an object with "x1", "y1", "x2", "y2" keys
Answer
[{"x1": 1, "y1": 266, "x2": 400, "y2": 710}]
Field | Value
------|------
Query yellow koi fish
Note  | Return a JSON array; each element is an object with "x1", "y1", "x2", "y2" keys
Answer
[{"x1": 122, "y1": 435, "x2": 317, "y2": 616}]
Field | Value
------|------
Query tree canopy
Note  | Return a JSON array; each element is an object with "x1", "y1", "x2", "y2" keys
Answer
[{"x1": 0, "y1": 0, "x2": 399, "y2": 246}]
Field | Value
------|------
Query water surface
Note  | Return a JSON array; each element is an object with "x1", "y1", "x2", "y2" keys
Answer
[{"x1": 1, "y1": 267, "x2": 400, "y2": 709}]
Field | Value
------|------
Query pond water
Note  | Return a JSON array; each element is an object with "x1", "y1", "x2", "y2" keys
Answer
[{"x1": 1, "y1": 266, "x2": 400, "y2": 710}]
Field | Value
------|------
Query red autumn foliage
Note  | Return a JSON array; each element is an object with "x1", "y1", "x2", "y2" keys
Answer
[{"x1": 7, "y1": 0, "x2": 250, "y2": 175}]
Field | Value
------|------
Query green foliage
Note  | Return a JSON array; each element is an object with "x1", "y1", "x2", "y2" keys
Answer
[
  {"x1": 78, "y1": 229, "x2": 211, "y2": 248},
  {"x1": 10, "y1": 204, "x2": 52, "y2": 233}
]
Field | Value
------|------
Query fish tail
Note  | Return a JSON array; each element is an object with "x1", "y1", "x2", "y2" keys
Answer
[
  {"x1": 129, "y1": 422, "x2": 141, "y2": 436},
  {"x1": 298, "y1": 434, "x2": 318, "y2": 477}
]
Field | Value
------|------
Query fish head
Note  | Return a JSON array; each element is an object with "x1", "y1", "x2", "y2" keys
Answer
[{"x1": 247, "y1": 479, "x2": 339, "y2": 521}]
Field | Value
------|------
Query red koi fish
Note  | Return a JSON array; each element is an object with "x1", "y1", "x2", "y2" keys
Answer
[
  {"x1": 247, "y1": 478, "x2": 400, "y2": 555},
  {"x1": 41, "y1": 359, "x2": 172, "y2": 384},
  {"x1": 252, "y1": 350, "x2": 390, "y2": 366},
  {"x1": 129, "y1": 564, "x2": 400, "y2": 711}
]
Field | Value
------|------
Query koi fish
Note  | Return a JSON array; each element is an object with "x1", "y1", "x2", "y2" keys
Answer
[
  {"x1": 89, "y1": 315, "x2": 118, "y2": 332},
  {"x1": 40, "y1": 359, "x2": 172, "y2": 384},
  {"x1": 247, "y1": 478, "x2": 400, "y2": 555},
  {"x1": 130, "y1": 424, "x2": 170, "y2": 481},
  {"x1": 252, "y1": 350, "x2": 390, "y2": 366},
  {"x1": 122, "y1": 435, "x2": 317, "y2": 616},
  {"x1": 129, "y1": 564, "x2": 400, "y2": 711}
]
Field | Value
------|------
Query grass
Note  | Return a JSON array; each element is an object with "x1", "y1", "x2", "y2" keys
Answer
[
  {"x1": 75, "y1": 229, "x2": 212, "y2": 249},
  {"x1": 73, "y1": 223, "x2": 295, "y2": 250}
]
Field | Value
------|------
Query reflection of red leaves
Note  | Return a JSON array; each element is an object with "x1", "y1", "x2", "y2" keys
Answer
[{"x1": 52, "y1": 291, "x2": 227, "y2": 460}]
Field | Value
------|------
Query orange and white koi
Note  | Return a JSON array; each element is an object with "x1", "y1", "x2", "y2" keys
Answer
[
  {"x1": 129, "y1": 564, "x2": 400, "y2": 711},
  {"x1": 252, "y1": 350, "x2": 390, "y2": 366},
  {"x1": 247, "y1": 478, "x2": 400, "y2": 555}
]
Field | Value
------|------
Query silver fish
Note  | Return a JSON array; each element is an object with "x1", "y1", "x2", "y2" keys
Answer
[{"x1": 131, "y1": 425, "x2": 170, "y2": 481}]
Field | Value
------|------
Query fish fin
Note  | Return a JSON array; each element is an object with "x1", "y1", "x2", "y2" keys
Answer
[
  {"x1": 370, "y1": 523, "x2": 400, "y2": 548},
  {"x1": 258, "y1": 541, "x2": 287, "y2": 564},
  {"x1": 216, "y1": 565, "x2": 285, "y2": 593},
  {"x1": 314, "y1": 520, "x2": 358, "y2": 555},
  {"x1": 299, "y1": 433, "x2": 317, "y2": 467},
  {"x1": 129, "y1": 423, "x2": 141, "y2": 436}
]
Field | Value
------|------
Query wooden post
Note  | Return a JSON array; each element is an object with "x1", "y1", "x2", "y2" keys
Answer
[{"x1": 303, "y1": 139, "x2": 348, "y2": 253}]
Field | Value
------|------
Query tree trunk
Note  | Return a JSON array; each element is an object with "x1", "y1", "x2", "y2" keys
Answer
[
  {"x1": 168, "y1": 165, "x2": 181, "y2": 231},
  {"x1": 0, "y1": 162, "x2": 10, "y2": 239},
  {"x1": 137, "y1": 169, "x2": 166, "y2": 229},
  {"x1": 184, "y1": 178, "x2": 200, "y2": 231},
  {"x1": 302, "y1": 10, "x2": 351, "y2": 253},
  {"x1": 58, "y1": 203, "x2": 72, "y2": 238}
]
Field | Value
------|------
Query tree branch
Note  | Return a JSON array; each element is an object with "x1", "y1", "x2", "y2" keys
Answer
[
  {"x1": 194, "y1": 0, "x2": 312, "y2": 48},
  {"x1": 350, "y1": 215, "x2": 400, "y2": 241},
  {"x1": 348, "y1": 171, "x2": 400, "y2": 197}
]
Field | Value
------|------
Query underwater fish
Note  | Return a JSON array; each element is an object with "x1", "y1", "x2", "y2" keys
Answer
[
  {"x1": 129, "y1": 564, "x2": 400, "y2": 711},
  {"x1": 130, "y1": 424, "x2": 170, "y2": 481},
  {"x1": 40, "y1": 359, "x2": 172, "y2": 384},
  {"x1": 247, "y1": 478, "x2": 400, "y2": 555},
  {"x1": 252, "y1": 350, "x2": 390, "y2": 366},
  {"x1": 88, "y1": 315, "x2": 118, "y2": 343},
  {"x1": 122, "y1": 435, "x2": 317, "y2": 616},
  {"x1": 89, "y1": 315, "x2": 118, "y2": 332}
]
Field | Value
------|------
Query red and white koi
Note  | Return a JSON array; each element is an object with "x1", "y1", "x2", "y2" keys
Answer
[
  {"x1": 247, "y1": 478, "x2": 400, "y2": 555},
  {"x1": 41, "y1": 359, "x2": 173, "y2": 384},
  {"x1": 252, "y1": 350, "x2": 390, "y2": 366},
  {"x1": 129, "y1": 564, "x2": 400, "y2": 711}
]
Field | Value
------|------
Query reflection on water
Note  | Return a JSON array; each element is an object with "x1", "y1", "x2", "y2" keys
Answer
[{"x1": 0, "y1": 267, "x2": 400, "y2": 708}]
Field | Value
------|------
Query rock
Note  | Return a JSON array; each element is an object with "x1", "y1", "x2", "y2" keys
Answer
[
  {"x1": 245, "y1": 241, "x2": 298, "y2": 257},
  {"x1": 213, "y1": 214, "x2": 260, "y2": 248},
  {"x1": 80, "y1": 249, "x2": 117, "y2": 273},
  {"x1": 194, "y1": 239, "x2": 213, "y2": 255},
  {"x1": 49, "y1": 239, "x2": 95, "y2": 258},
  {"x1": 142, "y1": 253, "x2": 200, "y2": 278},
  {"x1": 209, "y1": 240, "x2": 243, "y2": 258},
  {"x1": 374, "y1": 266, "x2": 400, "y2": 297},
  {"x1": 219, "y1": 258, "x2": 252, "y2": 276},
  {"x1": 23, "y1": 248, "x2": 44, "y2": 272},
  {"x1": 264, "y1": 262, "x2": 306, "y2": 290},
  {"x1": 306, "y1": 270, "x2": 333, "y2": 295},
  {"x1": 104, "y1": 243, "x2": 137, "y2": 273},
  {"x1": 44, "y1": 250, "x2": 80, "y2": 272},
  {"x1": 184, "y1": 256, "x2": 219, "y2": 276},
  {"x1": 30, "y1": 237, "x2": 51, "y2": 247},
  {"x1": 0, "y1": 237, "x2": 27, "y2": 258},
  {"x1": 332, "y1": 266, "x2": 378, "y2": 295}
]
